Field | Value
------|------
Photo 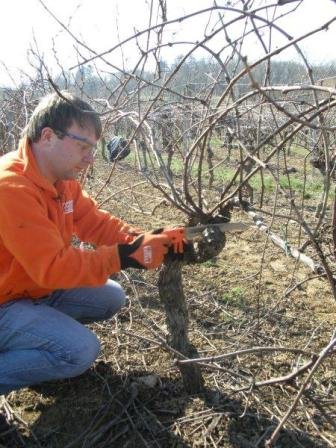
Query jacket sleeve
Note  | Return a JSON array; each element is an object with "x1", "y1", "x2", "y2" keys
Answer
[
  {"x1": 0, "y1": 179, "x2": 122, "y2": 289},
  {"x1": 71, "y1": 181, "x2": 132, "y2": 246}
]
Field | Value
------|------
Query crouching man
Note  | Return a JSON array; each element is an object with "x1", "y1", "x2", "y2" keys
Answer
[{"x1": 0, "y1": 91, "x2": 170, "y2": 394}]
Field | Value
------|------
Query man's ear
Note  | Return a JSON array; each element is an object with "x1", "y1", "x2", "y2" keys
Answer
[{"x1": 40, "y1": 127, "x2": 55, "y2": 144}]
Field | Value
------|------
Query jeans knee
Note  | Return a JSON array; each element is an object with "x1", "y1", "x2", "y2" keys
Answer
[
  {"x1": 113, "y1": 283, "x2": 126, "y2": 310},
  {"x1": 65, "y1": 330, "x2": 100, "y2": 377},
  {"x1": 104, "y1": 282, "x2": 126, "y2": 319}
]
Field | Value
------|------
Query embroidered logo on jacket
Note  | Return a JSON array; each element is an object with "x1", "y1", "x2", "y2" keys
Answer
[{"x1": 63, "y1": 200, "x2": 73, "y2": 214}]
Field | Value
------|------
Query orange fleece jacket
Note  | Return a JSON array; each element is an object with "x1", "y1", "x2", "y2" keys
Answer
[{"x1": 0, "y1": 138, "x2": 131, "y2": 305}]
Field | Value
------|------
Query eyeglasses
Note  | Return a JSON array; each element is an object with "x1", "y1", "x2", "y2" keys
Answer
[{"x1": 54, "y1": 129, "x2": 96, "y2": 148}]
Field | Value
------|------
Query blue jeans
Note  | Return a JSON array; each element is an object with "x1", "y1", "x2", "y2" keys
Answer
[{"x1": 0, "y1": 280, "x2": 126, "y2": 394}]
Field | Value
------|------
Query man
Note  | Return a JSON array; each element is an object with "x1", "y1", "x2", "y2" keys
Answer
[{"x1": 0, "y1": 91, "x2": 170, "y2": 394}]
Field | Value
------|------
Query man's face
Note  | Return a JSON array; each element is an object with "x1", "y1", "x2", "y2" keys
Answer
[{"x1": 46, "y1": 122, "x2": 98, "y2": 182}]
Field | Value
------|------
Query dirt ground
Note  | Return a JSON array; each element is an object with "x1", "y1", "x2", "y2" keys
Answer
[{"x1": 1, "y1": 156, "x2": 335, "y2": 448}]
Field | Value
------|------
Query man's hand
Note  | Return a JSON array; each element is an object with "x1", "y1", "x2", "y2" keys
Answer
[
  {"x1": 160, "y1": 227, "x2": 194, "y2": 261},
  {"x1": 150, "y1": 227, "x2": 194, "y2": 262},
  {"x1": 118, "y1": 232, "x2": 170, "y2": 269}
]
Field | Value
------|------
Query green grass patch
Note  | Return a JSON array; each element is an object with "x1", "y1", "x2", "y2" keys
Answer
[
  {"x1": 210, "y1": 135, "x2": 225, "y2": 149},
  {"x1": 216, "y1": 167, "x2": 237, "y2": 182},
  {"x1": 203, "y1": 259, "x2": 220, "y2": 267},
  {"x1": 110, "y1": 147, "x2": 326, "y2": 200},
  {"x1": 279, "y1": 175, "x2": 324, "y2": 196},
  {"x1": 287, "y1": 144, "x2": 310, "y2": 157},
  {"x1": 248, "y1": 173, "x2": 324, "y2": 197},
  {"x1": 220, "y1": 286, "x2": 246, "y2": 308},
  {"x1": 207, "y1": 165, "x2": 324, "y2": 198},
  {"x1": 250, "y1": 175, "x2": 275, "y2": 192}
]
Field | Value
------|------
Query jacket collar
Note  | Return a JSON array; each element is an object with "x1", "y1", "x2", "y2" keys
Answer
[{"x1": 19, "y1": 137, "x2": 62, "y2": 196}]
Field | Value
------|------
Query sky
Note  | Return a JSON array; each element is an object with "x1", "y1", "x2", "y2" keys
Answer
[{"x1": 0, "y1": 0, "x2": 336, "y2": 87}]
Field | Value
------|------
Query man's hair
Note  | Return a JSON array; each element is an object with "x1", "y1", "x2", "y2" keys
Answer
[{"x1": 23, "y1": 91, "x2": 102, "y2": 142}]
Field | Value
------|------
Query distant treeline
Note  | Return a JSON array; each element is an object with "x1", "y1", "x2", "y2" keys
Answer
[{"x1": 53, "y1": 56, "x2": 336, "y2": 101}]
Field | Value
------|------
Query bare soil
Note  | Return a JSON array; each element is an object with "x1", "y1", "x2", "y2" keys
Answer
[{"x1": 1, "y1": 157, "x2": 335, "y2": 448}]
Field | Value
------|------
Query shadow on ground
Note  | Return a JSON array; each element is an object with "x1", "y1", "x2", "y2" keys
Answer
[{"x1": 1, "y1": 361, "x2": 328, "y2": 448}]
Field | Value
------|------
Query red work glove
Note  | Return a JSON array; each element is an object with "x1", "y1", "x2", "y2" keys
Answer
[
  {"x1": 151, "y1": 227, "x2": 193, "y2": 261},
  {"x1": 118, "y1": 232, "x2": 171, "y2": 269},
  {"x1": 160, "y1": 227, "x2": 186, "y2": 253}
]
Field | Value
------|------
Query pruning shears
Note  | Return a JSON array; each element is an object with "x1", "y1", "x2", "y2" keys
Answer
[{"x1": 161, "y1": 222, "x2": 249, "y2": 254}]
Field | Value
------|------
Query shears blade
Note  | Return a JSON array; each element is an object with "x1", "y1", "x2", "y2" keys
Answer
[{"x1": 184, "y1": 222, "x2": 249, "y2": 239}]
